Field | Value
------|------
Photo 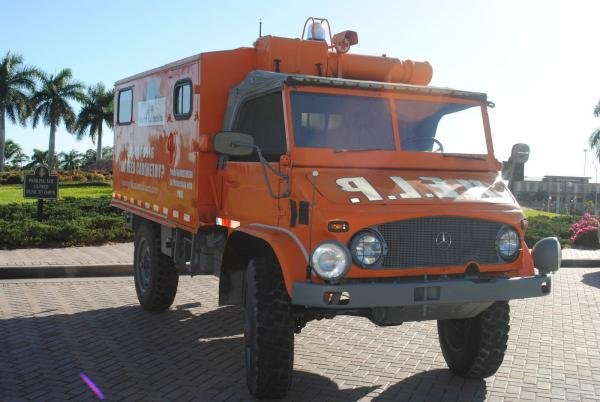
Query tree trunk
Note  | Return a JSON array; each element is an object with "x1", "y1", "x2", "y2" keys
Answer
[
  {"x1": 48, "y1": 122, "x2": 56, "y2": 171},
  {"x1": 0, "y1": 107, "x2": 5, "y2": 171},
  {"x1": 96, "y1": 125, "x2": 103, "y2": 161}
]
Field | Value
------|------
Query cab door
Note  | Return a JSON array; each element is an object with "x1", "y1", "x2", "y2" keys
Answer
[{"x1": 219, "y1": 92, "x2": 288, "y2": 226}]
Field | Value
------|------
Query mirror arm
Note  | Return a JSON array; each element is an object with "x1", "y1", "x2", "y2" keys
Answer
[
  {"x1": 254, "y1": 145, "x2": 290, "y2": 199},
  {"x1": 503, "y1": 161, "x2": 516, "y2": 190}
]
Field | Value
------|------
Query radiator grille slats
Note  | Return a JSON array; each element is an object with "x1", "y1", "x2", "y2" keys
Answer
[{"x1": 378, "y1": 217, "x2": 503, "y2": 268}]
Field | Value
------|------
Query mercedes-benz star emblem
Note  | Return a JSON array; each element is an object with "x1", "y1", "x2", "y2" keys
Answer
[{"x1": 435, "y1": 232, "x2": 452, "y2": 250}]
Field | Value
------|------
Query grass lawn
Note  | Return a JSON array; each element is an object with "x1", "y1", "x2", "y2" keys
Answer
[
  {"x1": 0, "y1": 182, "x2": 112, "y2": 205},
  {"x1": 523, "y1": 207, "x2": 563, "y2": 218}
]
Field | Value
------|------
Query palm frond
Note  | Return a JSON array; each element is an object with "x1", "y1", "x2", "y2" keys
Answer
[
  {"x1": 75, "y1": 82, "x2": 114, "y2": 142},
  {"x1": 590, "y1": 129, "x2": 600, "y2": 161}
]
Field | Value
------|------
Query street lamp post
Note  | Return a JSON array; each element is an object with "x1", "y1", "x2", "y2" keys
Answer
[{"x1": 595, "y1": 162, "x2": 598, "y2": 216}]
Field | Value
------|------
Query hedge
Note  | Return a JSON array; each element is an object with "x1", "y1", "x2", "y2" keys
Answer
[
  {"x1": 0, "y1": 197, "x2": 132, "y2": 249},
  {"x1": 0, "y1": 170, "x2": 112, "y2": 185},
  {"x1": 0, "y1": 195, "x2": 580, "y2": 250},
  {"x1": 525, "y1": 214, "x2": 579, "y2": 248}
]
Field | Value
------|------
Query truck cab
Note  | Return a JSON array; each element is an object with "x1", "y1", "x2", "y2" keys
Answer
[{"x1": 112, "y1": 18, "x2": 561, "y2": 399}]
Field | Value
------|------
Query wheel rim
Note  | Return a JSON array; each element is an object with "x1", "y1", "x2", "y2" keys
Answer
[
  {"x1": 444, "y1": 319, "x2": 470, "y2": 352},
  {"x1": 135, "y1": 238, "x2": 152, "y2": 294}
]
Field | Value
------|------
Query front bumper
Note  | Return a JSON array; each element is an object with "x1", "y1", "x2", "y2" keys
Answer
[{"x1": 291, "y1": 275, "x2": 551, "y2": 309}]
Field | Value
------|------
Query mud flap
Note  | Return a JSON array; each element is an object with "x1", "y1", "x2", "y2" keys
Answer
[{"x1": 190, "y1": 231, "x2": 226, "y2": 275}]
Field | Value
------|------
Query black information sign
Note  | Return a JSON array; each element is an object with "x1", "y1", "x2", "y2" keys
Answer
[{"x1": 24, "y1": 166, "x2": 59, "y2": 199}]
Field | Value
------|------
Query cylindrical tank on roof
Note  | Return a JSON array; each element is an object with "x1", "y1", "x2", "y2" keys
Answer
[{"x1": 329, "y1": 53, "x2": 433, "y2": 85}]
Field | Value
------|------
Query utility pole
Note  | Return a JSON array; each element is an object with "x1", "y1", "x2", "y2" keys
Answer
[{"x1": 595, "y1": 162, "x2": 599, "y2": 216}]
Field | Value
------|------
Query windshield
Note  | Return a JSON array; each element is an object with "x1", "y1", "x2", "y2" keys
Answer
[
  {"x1": 290, "y1": 92, "x2": 395, "y2": 150},
  {"x1": 396, "y1": 99, "x2": 487, "y2": 155},
  {"x1": 290, "y1": 91, "x2": 488, "y2": 156}
]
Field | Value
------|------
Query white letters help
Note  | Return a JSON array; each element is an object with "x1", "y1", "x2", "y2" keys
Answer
[
  {"x1": 336, "y1": 176, "x2": 502, "y2": 204},
  {"x1": 336, "y1": 177, "x2": 383, "y2": 203}
]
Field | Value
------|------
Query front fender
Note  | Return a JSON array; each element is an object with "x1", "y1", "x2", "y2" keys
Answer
[{"x1": 235, "y1": 224, "x2": 309, "y2": 297}]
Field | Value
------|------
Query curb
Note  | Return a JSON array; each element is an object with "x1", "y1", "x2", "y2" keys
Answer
[
  {"x1": 0, "y1": 264, "x2": 133, "y2": 279},
  {"x1": 560, "y1": 260, "x2": 600, "y2": 268},
  {"x1": 0, "y1": 264, "x2": 192, "y2": 279}
]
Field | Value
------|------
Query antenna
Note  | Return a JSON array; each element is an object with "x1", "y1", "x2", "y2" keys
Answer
[
  {"x1": 307, "y1": 170, "x2": 319, "y2": 278},
  {"x1": 259, "y1": 18, "x2": 262, "y2": 37}
]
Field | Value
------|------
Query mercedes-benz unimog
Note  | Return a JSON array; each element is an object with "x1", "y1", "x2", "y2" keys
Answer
[{"x1": 112, "y1": 18, "x2": 561, "y2": 399}]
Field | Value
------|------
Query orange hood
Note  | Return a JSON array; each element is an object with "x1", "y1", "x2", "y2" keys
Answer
[{"x1": 294, "y1": 168, "x2": 516, "y2": 206}]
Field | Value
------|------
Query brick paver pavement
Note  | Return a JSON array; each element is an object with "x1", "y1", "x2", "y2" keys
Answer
[{"x1": 1, "y1": 269, "x2": 599, "y2": 401}]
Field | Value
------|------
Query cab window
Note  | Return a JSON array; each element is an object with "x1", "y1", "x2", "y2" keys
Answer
[
  {"x1": 173, "y1": 79, "x2": 192, "y2": 120},
  {"x1": 232, "y1": 92, "x2": 287, "y2": 162},
  {"x1": 117, "y1": 88, "x2": 133, "y2": 125},
  {"x1": 290, "y1": 91, "x2": 395, "y2": 151}
]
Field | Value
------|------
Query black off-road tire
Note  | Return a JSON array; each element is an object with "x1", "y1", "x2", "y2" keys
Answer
[
  {"x1": 244, "y1": 255, "x2": 294, "y2": 399},
  {"x1": 133, "y1": 222, "x2": 178, "y2": 312},
  {"x1": 437, "y1": 301, "x2": 510, "y2": 378}
]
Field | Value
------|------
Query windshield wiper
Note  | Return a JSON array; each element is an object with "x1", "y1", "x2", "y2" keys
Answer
[
  {"x1": 441, "y1": 153, "x2": 487, "y2": 160},
  {"x1": 334, "y1": 148, "x2": 389, "y2": 153}
]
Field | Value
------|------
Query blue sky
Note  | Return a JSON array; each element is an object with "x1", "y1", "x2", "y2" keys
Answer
[{"x1": 2, "y1": 1, "x2": 600, "y2": 178}]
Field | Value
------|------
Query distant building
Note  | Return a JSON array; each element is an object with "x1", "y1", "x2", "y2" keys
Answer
[{"x1": 512, "y1": 175, "x2": 600, "y2": 215}]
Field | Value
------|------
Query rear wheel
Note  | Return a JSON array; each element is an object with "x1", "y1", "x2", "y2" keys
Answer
[
  {"x1": 437, "y1": 301, "x2": 510, "y2": 378},
  {"x1": 244, "y1": 255, "x2": 294, "y2": 399},
  {"x1": 134, "y1": 222, "x2": 178, "y2": 312}
]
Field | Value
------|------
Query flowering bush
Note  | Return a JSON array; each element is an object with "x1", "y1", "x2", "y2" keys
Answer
[{"x1": 570, "y1": 213, "x2": 599, "y2": 248}]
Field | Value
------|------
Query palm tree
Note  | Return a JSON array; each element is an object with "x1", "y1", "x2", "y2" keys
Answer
[
  {"x1": 31, "y1": 68, "x2": 85, "y2": 170},
  {"x1": 75, "y1": 83, "x2": 114, "y2": 161},
  {"x1": 3, "y1": 139, "x2": 28, "y2": 169},
  {"x1": 58, "y1": 149, "x2": 82, "y2": 170},
  {"x1": 590, "y1": 100, "x2": 600, "y2": 161},
  {"x1": 25, "y1": 148, "x2": 49, "y2": 169},
  {"x1": 9, "y1": 150, "x2": 28, "y2": 169},
  {"x1": 102, "y1": 146, "x2": 113, "y2": 160},
  {"x1": 81, "y1": 149, "x2": 97, "y2": 169},
  {"x1": 3, "y1": 139, "x2": 22, "y2": 161},
  {"x1": 0, "y1": 52, "x2": 38, "y2": 171}
]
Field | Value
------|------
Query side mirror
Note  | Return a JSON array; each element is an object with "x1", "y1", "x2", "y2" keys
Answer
[
  {"x1": 213, "y1": 131, "x2": 254, "y2": 156},
  {"x1": 510, "y1": 143, "x2": 530, "y2": 164},
  {"x1": 502, "y1": 143, "x2": 530, "y2": 187}
]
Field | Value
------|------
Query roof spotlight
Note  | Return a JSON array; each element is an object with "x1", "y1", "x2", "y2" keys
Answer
[
  {"x1": 332, "y1": 30, "x2": 358, "y2": 53},
  {"x1": 307, "y1": 22, "x2": 327, "y2": 41}
]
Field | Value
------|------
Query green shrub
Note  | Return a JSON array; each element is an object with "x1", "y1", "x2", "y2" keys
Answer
[
  {"x1": 86, "y1": 172, "x2": 106, "y2": 181},
  {"x1": 525, "y1": 215, "x2": 579, "y2": 248},
  {"x1": 70, "y1": 172, "x2": 87, "y2": 182},
  {"x1": 0, "y1": 197, "x2": 132, "y2": 249},
  {"x1": 1, "y1": 170, "x2": 112, "y2": 185},
  {"x1": 0, "y1": 172, "x2": 23, "y2": 184},
  {"x1": 59, "y1": 181, "x2": 111, "y2": 188}
]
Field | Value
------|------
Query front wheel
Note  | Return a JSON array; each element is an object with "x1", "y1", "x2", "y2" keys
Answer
[
  {"x1": 437, "y1": 301, "x2": 510, "y2": 378},
  {"x1": 133, "y1": 222, "x2": 178, "y2": 312},
  {"x1": 244, "y1": 255, "x2": 294, "y2": 399}
]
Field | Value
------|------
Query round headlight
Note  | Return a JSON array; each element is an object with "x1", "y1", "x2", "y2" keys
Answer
[
  {"x1": 496, "y1": 226, "x2": 520, "y2": 261},
  {"x1": 349, "y1": 229, "x2": 387, "y2": 267},
  {"x1": 310, "y1": 241, "x2": 351, "y2": 282}
]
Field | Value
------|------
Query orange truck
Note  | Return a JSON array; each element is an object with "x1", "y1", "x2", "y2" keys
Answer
[{"x1": 112, "y1": 18, "x2": 561, "y2": 399}]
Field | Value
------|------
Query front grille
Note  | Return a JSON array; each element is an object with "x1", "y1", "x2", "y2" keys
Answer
[{"x1": 377, "y1": 216, "x2": 505, "y2": 268}]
